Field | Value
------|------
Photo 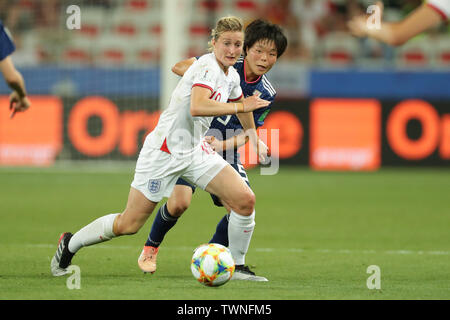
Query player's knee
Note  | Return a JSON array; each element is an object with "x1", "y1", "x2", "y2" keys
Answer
[
  {"x1": 232, "y1": 189, "x2": 255, "y2": 215},
  {"x1": 168, "y1": 196, "x2": 191, "y2": 217},
  {"x1": 114, "y1": 214, "x2": 142, "y2": 236},
  {"x1": 169, "y1": 201, "x2": 189, "y2": 217},
  {"x1": 115, "y1": 224, "x2": 139, "y2": 236}
]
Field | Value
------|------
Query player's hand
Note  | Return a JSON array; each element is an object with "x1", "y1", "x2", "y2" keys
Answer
[
  {"x1": 205, "y1": 136, "x2": 224, "y2": 152},
  {"x1": 256, "y1": 139, "x2": 270, "y2": 164},
  {"x1": 242, "y1": 95, "x2": 270, "y2": 113},
  {"x1": 9, "y1": 91, "x2": 30, "y2": 118},
  {"x1": 348, "y1": 15, "x2": 369, "y2": 38},
  {"x1": 348, "y1": 1, "x2": 384, "y2": 38},
  {"x1": 375, "y1": 1, "x2": 384, "y2": 18}
]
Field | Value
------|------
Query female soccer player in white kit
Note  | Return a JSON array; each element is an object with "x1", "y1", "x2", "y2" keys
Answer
[
  {"x1": 51, "y1": 16, "x2": 270, "y2": 276},
  {"x1": 348, "y1": 0, "x2": 449, "y2": 46}
]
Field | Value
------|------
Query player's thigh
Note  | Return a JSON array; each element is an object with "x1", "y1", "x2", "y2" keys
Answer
[
  {"x1": 114, "y1": 187, "x2": 158, "y2": 235},
  {"x1": 167, "y1": 183, "x2": 194, "y2": 217},
  {"x1": 205, "y1": 164, "x2": 255, "y2": 215}
]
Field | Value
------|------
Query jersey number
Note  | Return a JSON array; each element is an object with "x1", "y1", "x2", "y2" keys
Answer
[
  {"x1": 217, "y1": 115, "x2": 232, "y2": 126},
  {"x1": 237, "y1": 164, "x2": 249, "y2": 183},
  {"x1": 211, "y1": 91, "x2": 222, "y2": 101}
]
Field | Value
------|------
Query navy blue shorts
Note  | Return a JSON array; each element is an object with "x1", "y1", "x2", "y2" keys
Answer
[{"x1": 176, "y1": 161, "x2": 250, "y2": 207}]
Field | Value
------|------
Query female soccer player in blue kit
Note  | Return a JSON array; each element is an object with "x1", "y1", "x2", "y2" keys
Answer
[{"x1": 138, "y1": 19, "x2": 288, "y2": 281}]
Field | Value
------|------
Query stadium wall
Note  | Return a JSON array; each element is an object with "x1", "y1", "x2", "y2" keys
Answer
[
  {"x1": 0, "y1": 67, "x2": 449, "y2": 169},
  {"x1": 1, "y1": 95, "x2": 448, "y2": 169}
]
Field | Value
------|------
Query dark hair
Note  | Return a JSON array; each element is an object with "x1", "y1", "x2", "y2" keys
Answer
[{"x1": 244, "y1": 19, "x2": 288, "y2": 58}]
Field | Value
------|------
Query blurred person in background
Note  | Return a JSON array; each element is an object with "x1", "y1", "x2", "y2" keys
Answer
[
  {"x1": 289, "y1": 0, "x2": 332, "y2": 61},
  {"x1": 1, "y1": 0, "x2": 62, "y2": 65},
  {"x1": 259, "y1": 0, "x2": 300, "y2": 60},
  {"x1": 0, "y1": 0, "x2": 24, "y2": 33},
  {"x1": 0, "y1": 19, "x2": 30, "y2": 118},
  {"x1": 348, "y1": 0, "x2": 449, "y2": 46}
]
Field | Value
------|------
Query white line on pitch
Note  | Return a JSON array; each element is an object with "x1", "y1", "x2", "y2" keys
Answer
[{"x1": 11, "y1": 244, "x2": 450, "y2": 256}]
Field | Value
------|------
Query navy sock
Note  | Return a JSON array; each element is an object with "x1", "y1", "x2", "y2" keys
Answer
[
  {"x1": 145, "y1": 203, "x2": 178, "y2": 247},
  {"x1": 209, "y1": 214, "x2": 229, "y2": 247}
]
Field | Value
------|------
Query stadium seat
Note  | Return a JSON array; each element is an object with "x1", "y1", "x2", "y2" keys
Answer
[
  {"x1": 196, "y1": 0, "x2": 223, "y2": 12},
  {"x1": 234, "y1": 0, "x2": 258, "y2": 11},
  {"x1": 129, "y1": 36, "x2": 160, "y2": 65},
  {"x1": 434, "y1": 35, "x2": 450, "y2": 67},
  {"x1": 319, "y1": 32, "x2": 361, "y2": 66},
  {"x1": 231, "y1": 0, "x2": 261, "y2": 20},
  {"x1": 110, "y1": 10, "x2": 140, "y2": 37},
  {"x1": 147, "y1": 23, "x2": 161, "y2": 37},
  {"x1": 189, "y1": 23, "x2": 210, "y2": 38},
  {"x1": 76, "y1": 7, "x2": 107, "y2": 38},
  {"x1": 112, "y1": 7, "x2": 161, "y2": 38},
  {"x1": 61, "y1": 36, "x2": 94, "y2": 65},
  {"x1": 396, "y1": 37, "x2": 433, "y2": 68},
  {"x1": 124, "y1": 0, "x2": 152, "y2": 12},
  {"x1": 94, "y1": 34, "x2": 132, "y2": 66},
  {"x1": 187, "y1": 37, "x2": 209, "y2": 58}
]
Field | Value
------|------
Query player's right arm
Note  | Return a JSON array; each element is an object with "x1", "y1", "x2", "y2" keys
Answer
[
  {"x1": 1, "y1": 56, "x2": 26, "y2": 97},
  {"x1": 348, "y1": 2, "x2": 444, "y2": 46},
  {"x1": 172, "y1": 57, "x2": 196, "y2": 77}
]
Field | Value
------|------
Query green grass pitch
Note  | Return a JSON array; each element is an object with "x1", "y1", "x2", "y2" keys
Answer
[{"x1": 0, "y1": 166, "x2": 449, "y2": 300}]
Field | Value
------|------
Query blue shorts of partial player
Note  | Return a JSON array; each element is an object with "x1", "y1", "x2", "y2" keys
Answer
[{"x1": 176, "y1": 159, "x2": 250, "y2": 207}]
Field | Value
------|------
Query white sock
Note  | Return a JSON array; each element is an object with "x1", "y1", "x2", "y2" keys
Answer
[
  {"x1": 68, "y1": 213, "x2": 118, "y2": 254},
  {"x1": 228, "y1": 210, "x2": 255, "y2": 266}
]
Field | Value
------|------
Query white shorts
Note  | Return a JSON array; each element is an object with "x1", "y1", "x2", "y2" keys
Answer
[{"x1": 130, "y1": 145, "x2": 228, "y2": 202}]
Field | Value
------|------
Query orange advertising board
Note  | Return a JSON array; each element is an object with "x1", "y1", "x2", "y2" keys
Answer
[
  {"x1": 386, "y1": 100, "x2": 441, "y2": 160},
  {"x1": 0, "y1": 96, "x2": 63, "y2": 166},
  {"x1": 238, "y1": 110, "x2": 304, "y2": 169},
  {"x1": 310, "y1": 99, "x2": 381, "y2": 171},
  {"x1": 1, "y1": 95, "x2": 447, "y2": 168}
]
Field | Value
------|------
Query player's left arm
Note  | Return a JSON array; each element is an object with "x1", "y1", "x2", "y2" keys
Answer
[{"x1": 205, "y1": 133, "x2": 248, "y2": 152}]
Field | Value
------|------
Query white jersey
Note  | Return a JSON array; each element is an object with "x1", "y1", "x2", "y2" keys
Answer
[
  {"x1": 427, "y1": 0, "x2": 450, "y2": 20},
  {"x1": 145, "y1": 53, "x2": 243, "y2": 158}
]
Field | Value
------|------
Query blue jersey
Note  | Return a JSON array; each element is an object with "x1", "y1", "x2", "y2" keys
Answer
[
  {"x1": 206, "y1": 56, "x2": 276, "y2": 158},
  {"x1": 208, "y1": 57, "x2": 275, "y2": 137},
  {"x1": 0, "y1": 20, "x2": 15, "y2": 61}
]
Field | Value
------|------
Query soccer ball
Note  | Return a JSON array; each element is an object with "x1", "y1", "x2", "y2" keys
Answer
[{"x1": 190, "y1": 243, "x2": 235, "y2": 287}]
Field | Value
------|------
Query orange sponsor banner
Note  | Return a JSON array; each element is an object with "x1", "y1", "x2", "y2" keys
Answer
[
  {"x1": 0, "y1": 96, "x2": 63, "y2": 166},
  {"x1": 68, "y1": 96, "x2": 120, "y2": 157},
  {"x1": 440, "y1": 114, "x2": 450, "y2": 160},
  {"x1": 310, "y1": 99, "x2": 381, "y2": 171},
  {"x1": 238, "y1": 110, "x2": 303, "y2": 169},
  {"x1": 120, "y1": 110, "x2": 161, "y2": 156},
  {"x1": 67, "y1": 96, "x2": 161, "y2": 157},
  {"x1": 386, "y1": 100, "x2": 440, "y2": 160}
]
